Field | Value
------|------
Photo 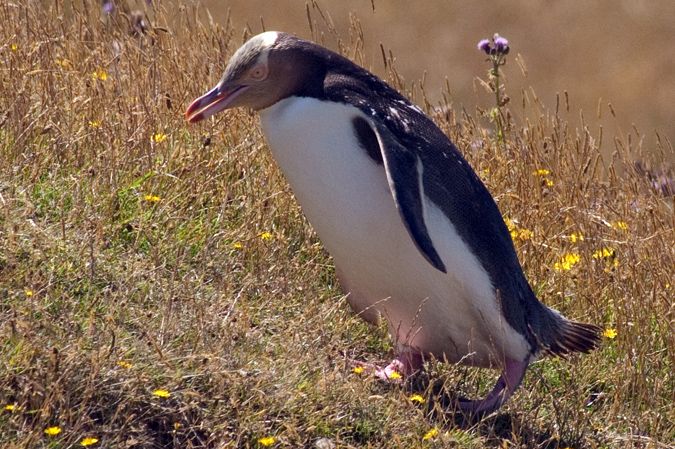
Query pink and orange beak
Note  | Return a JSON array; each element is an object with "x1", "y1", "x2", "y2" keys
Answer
[{"x1": 185, "y1": 82, "x2": 249, "y2": 123}]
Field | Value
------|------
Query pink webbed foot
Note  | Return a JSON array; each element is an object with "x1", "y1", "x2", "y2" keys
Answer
[
  {"x1": 458, "y1": 358, "x2": 529, "y2": 416},
  {"x1": 374, "y1": 352, "x2": 424, "y2": 381},
  {"x1": 349, "y1": 352, "x2": 425, "y2": 382}
]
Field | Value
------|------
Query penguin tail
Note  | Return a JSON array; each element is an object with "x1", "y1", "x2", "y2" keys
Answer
[
  {"x1": 530, "y1": 308, "x2": 601, "y2": 357},
  {"x1": 548, "y1": 319, "x2": 601, "y2": 356}
]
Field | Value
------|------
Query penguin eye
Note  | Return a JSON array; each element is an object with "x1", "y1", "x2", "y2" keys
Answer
[{"x1": 249, "y1": 65, "x2": 267, "y2": 80}]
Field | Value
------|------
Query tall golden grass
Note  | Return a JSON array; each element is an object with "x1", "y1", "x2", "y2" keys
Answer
[{"x1": 0, "y1": 2, "x2": 672, "y2": 448}]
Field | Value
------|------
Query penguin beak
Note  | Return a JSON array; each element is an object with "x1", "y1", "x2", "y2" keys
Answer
[{"x1": 185, "y1": 82, "x2": 249, "y2": 123}]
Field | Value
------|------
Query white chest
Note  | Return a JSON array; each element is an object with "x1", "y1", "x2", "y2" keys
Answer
[{"x1": 260, "y1": 97, "x2": 395, "y2": 261}]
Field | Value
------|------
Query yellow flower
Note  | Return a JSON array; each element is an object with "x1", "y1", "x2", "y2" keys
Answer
[
  {"x1": 44, "y1": 426, "x2": 62, "y2": 436},
  {"x1": 258, "y1": 436, "x2": 276, "y2": 446},
  {"x1": 533, "y1": 168, "x2": 551, "y2": 176},
  {"x1": 409, "y1": 394, "x2": 425, "y2": 404},
  {"x1": 25, "y1": 289, "x2": 34, "y2": 297},
  {"x1": 543, "y1": 178, "x2": 554, "y2": 187},
  {"x1": 11, "y1": 43, "x2": 19, "y2": 51},
  {"x1": 611, "y1": 221, "x2": 628, "y2": 231},
  {"x1": 422, "y1": 427, "x2": 439, "y2": 441},
  {"x1": 504, "y1": 217, "x2": 516, "y2": 232},
  {"x1": 388, "y1": 371, "x2": 402, "y2": 380},
  {"x1": 516, "y1": 228, "x2": 533, "y2": 241},
  {"x1": 151, "y1": 133, "x2": 167, "y2": 144},
  {"x1": 152, "y1": 389, "x2": 171, "y2": 398},
  {"x1": 260, "y1": 231, "x2": 273, "y2": 241},
  {"x1": 80, "y1": 437, "x2": 99, "y2": 446},
  {"x1": 569, "y1": 232, "x2": 584, "y2": 243},
  {"x1": 92, "y1": 68, "x2": 108, "y2": 81},
  {"x1": 117, "y1": 360, "x2": 133, "y2": 369},
  {"x1": 144, "y1": 194, "x2": 161, "y2": 203},
  {"x1": 554, "y1": 252, "x2": 581, "y2": 272},
  {"x1": 232, "y1": 242, "x2": 243, "y2": 250},
  {"x1": 88, "y1": 120, "x2": 102, "y2": 128},
  {"x1": 173, "y1": 422, "x2": 182, "y2": 431},
  {"x1": 352, "y1": 366, "x2": 365, "y2": 375},
  {"x1": 4, "y1": 404, "x2": 16, "y2": 412},
  {"x1": 504, "y1": 217, "x2": 532, "y2": 241},
  {"x1": 603, "y1": 328, "x2": 617, "y2": 339},
  {"x1": 592, "y1": 247, "x2": 615, "y2": 259}
]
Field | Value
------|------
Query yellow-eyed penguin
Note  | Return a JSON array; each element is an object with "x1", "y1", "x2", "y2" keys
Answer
[{"x1": 185, "y1": 31, "x2": 600, "y2": 415}]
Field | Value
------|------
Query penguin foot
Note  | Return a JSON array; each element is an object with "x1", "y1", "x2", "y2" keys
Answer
[
  {"x1": 374, "y1": 352, "x2": 424, "y2": 381},
  {"x1": 457, "y1": 358, "x2": 528, "y2": 416},
  {"x1": 347, "y1": 351, "x2": 424, "y2": 382}
]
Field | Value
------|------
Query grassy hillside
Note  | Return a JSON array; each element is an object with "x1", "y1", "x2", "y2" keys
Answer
[{"x1": 0, "y1": 2, "x2": 672, "y2": 448}]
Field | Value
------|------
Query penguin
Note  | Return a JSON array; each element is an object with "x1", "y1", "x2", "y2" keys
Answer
[{"x1": 185, "y1": 31, "x2": 600, "y2": 415}]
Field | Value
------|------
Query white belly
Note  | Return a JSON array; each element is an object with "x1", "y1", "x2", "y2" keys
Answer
[{"x1": 259, "y1": 97, "x2": 529, "y2": 367}]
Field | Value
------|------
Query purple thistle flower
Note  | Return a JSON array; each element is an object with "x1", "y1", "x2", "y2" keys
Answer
[
  {"x1": 493, "y1": 34, "x2": 509, "y2": 54},
  {"x1": 477, "y1": 39, "x2": 491, "y2": 54},
  {"x1": 102, "y1": 0, "x2": 114, "y2": 14}
]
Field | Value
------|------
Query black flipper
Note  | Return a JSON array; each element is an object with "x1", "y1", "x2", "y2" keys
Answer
[{"x1": 368, "y1": 120, "x2": 447, "y2": 273}]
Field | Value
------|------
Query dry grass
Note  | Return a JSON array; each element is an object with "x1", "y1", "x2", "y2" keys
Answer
[{"x1": 0, "y1": 2, "x2": 673, "y2": 448}]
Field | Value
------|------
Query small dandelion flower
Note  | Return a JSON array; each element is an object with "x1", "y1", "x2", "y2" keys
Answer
[
  {"x1": 554, "y1": 252, "x2": 581, "y2": 271},
  {"x1": 11, "y1": 43, "x2": 19, "y2": 51},
  {"x1": 25, "y1": 289, "x2": 34, "y2": 297},
  {"x1": 117, "y1": 360, "x2": 133, "y2": 369},
  {"x1": 258, "y1": 436, "x2": 276, "y2": 447},
  {"x1": 151, "y1": 132, "x2": 167, "y2": 144},
  {"x1": 603, "y1": 328, "x2": 617, "y2": 339},
  {"x1": 477, "y1": 39, "x2": 491, "y2": 54},
  {"x1": 232, "y1": 242, "x2": 243, "y2": 250},
  {"x1": 388, "y1": 371, "x2": 402, "y2": 380},
  {"x1": 504, "y1": 217, "x2": 532, "y2": 241},
  {"x1": 144, "y1": 194, "x2": 161, "y2": 203},
  {"x1": 260, "y1": 231, "x2": 273, "y2": 241},
  {"x1": 44, "y1": 426, "x2": 62, "y2": 436},
  {"x1": 152, "y1": 389, "x2": 171, "y2": 398},
  {"x1": 516, "y1": 228, "x2": 533, "y2": 241},
  {"x1": 80, "y1": 437, "x2": 99, "y2": 447},
  {"x1": 611, "y1": 221, "x2": 628, "y2": 231},
  {"x1": 409, "y1": 394, "x2": 425, "y2": 404},
  {"x1": 592, "y1": 247, "x2": 615, "y2": 259},
  {"x1": 422, "y1": 427, "x2": 439, "y2": 441},
  {"x1": 533, "y1": 168, "x2": 551, "y2": 176},
  {"x1": 543, "y1": 178, "x2": 554, "y2": 187},
  {"x1": 569, "y1": 232, "x2": 584, "y2": 243},
  {"x1": 88, "y1": 120, "x2": 102, "y2": 128},
  {"x1": 352, "y1": 366, "x2": 365, "y2": 375},
  {"x1": 92, "y1": 68, "x2": 108, "y2": 81},
  {"x1": 503, "y1": 217, "x2": 516, "y2": 232},
  {"x1": 4, "y1": 404, "x2": 16, "y2": 412}
]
